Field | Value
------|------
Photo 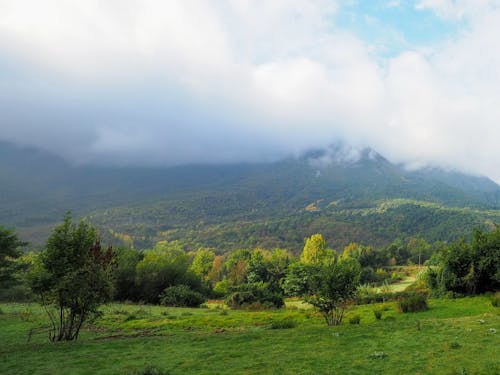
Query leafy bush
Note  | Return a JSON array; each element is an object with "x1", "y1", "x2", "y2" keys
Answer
[
  {"x1": 398, "y1": 293, "x2": 428, "y2": 313},
  {"x1": 269, "y1": 317, "x2": 297, "y2": 329},
  {"x1": 160, "y1": 285, "x2": 206, "y2": 307},
  {"x1": 226, "y1": 282, "x2": 284, "y2": 309},
  {"x1": 305, "y1": 257, "x2": 361, "y2": 326},
  {"x1": 491, "y1": 293, "x2": 500, "y2": 307},
  {"x1": 429, "y1": 228, "x2": 500, "y2": 295},
  {"x1": 349, "y1": 315, "x2": 361, "y2": 324}
]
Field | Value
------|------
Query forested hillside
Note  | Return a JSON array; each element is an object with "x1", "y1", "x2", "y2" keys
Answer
[{"x1": 1, "y1": 141, "x2": 499, "y2": 251}]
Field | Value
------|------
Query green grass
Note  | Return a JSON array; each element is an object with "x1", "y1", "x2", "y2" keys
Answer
[{"x1": 1, "y1": 297, "x2": 499, "y2": 374}]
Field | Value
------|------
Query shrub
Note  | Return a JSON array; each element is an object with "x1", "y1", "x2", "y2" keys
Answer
[
  {"x1": 349, "y1": 315, "x2": 361, "y2": 324},
  {"x1": 398, "y1": 293, "x2": 428, "y2": 313},
  {"x1": 491, "y1": 293, "x2": 500, "y2": 307},
  {"x1": 373, "y1": 310, "x2": 382, "y2": 320},
  {"x1": 269, "y1": 317, "x2": 297, "y2": 329},
  {"x1": 226, "y1": 282, "x2": 284, "y2": 309},
  {"x1": 160, "y1": 285, "x2": 206, "y2": 307}
]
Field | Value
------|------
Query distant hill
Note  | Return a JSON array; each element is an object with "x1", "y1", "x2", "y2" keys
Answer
[{"x1": 0, "y1": 141, "x2": 499, "y2": 251}]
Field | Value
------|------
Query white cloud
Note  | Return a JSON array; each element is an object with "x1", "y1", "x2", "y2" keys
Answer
[{"x1": 0, "y1": 0, "x2": 499, "y2": 183}]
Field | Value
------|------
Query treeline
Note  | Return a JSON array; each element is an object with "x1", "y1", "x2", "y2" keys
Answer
[
  {"x1": 111, "y1": 233, "x2": 449, "y2": 306},
  {"x1": 1, "y1": 223, "x2": 498, "y2": 308},
  {"x1": 0, "y1": 231, "x2": 444, "y2": 305}
]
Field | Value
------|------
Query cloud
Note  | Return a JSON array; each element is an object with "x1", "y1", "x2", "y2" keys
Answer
[{"x1": 0, "y1": 0, "x2": 499, "y2": 183}]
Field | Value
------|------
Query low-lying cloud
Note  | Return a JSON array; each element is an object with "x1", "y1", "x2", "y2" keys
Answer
[{"x1": 0, "y1": 0, "x2": 499, "y2": 183}]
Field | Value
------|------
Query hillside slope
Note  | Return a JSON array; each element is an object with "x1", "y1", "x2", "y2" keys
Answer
[{"x1": 1, "y1": 141, "x2": 499, "y2": 250}]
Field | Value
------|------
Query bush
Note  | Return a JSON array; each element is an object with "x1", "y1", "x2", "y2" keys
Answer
[
  {"x1": 373, "y1": 310, "x2": 382, "y2": 320},
  {"x1": 398, "y1": 293, "x2": 428, "y2": 313},
  {"x1": 226, "y1": 283, "x2": 284, "y2": 309},
  {"x1": 349, "y1": 315, "x2": 361, "y2": 324},
  {"x1": 160, "y1": 285, "x2": 206, "y2": 307},
  {"x1": 0, "y1": 284, "x2": 33, "y2": 302},
  {"x1": 491, "y1": 293, "x2": 500, "y2": 307},
  {"x1": 269, "y1": 317, "x2": 298, "y2": 329}
]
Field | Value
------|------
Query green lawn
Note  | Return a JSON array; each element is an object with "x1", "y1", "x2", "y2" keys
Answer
[{"x1": 0, "y1": 297, "x2": 499, "y2": 374}]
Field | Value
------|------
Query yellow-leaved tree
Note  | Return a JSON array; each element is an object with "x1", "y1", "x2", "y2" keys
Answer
[{"x1": 300, "y1": 234, "x2": 333, "y2": 264}]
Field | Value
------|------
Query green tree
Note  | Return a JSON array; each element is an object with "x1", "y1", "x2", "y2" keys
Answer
[
  {"x1": 246, "y1": 249, "x2": 270, "y2": 284},
  {"x1": 29, "y1": 215, "x2": 114, "y2": 341},
  {"x1": 135, "y1": 241, "x2": 202, "y2": 303},
  {"x1": 432, "y1": 227, "x2": 500, "y2": 295},
  {"x1": 305, "y1": 257, "x2": 361, "y2": 326},
  {"x1": 189, "y1": 248, "x2": 216, "y2": 281},
  {"x1": 0, "y1": 226, "x2": 26, "y2": 288},
  {"x1": 113, "y1": 247, "x2": 143, "y2": 301},
  {"x1": 282, "y1": 261, "x2": 311, "y2": 297}
]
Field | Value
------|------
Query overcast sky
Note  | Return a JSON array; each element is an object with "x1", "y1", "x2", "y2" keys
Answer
[{"x1": 1, "y1": 0, "x2": 499, "y2": 182}]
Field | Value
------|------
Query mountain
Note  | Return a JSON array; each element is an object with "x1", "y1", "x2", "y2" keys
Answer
[{"x1": 1, "y1": 141, "x2": 499, "y2": 251}]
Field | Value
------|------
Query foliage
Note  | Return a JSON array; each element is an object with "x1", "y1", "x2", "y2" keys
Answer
[
  {"x1": 160, "y1": 285, "x2": 206, "y2": 307},
  {"x1": 226, "y1": 282, "x2": 284, "y2": 309},
  {"x1": 0, "y1": 226, "x2": 26, "y2": 288},
  {"x1": 305, "y1": 257, "x2": 361, "y2": 325},
  {"x1": 29, "y1": 214, "x2": 114, "y2": 341},
  {"x1": 135, "y1": 241, "x2": 203, "y2": 304},
  {"x1": 189, "y1": 248, "x2": 215, "y2": 282},
  {"x1": 113, "y1": 247, "x2": 143, "y2": 301},
  {"x1": 300, "y1": 234, "x2": 332, "y2": 264},
  {"x1": 398, "y1": 293, "x2": 428, "y2": 313},
  {"x1": 281, "y1": 261, "x2": 311, "y2": 297},
  {"x1": 246, "y1": 248, "x2": 291, "y2": 293},
  {"x1": 429, "y1": 227, "x2": 500, "y2": 295}
]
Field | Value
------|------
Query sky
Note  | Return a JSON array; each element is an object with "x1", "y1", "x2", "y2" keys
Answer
[{"x1": 0, "y1": 0, "x2": 500, "y2": 183}]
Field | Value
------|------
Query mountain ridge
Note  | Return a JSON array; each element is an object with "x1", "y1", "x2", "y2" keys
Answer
[{"x1": 0, "y1": 141, "x2": 498, "y2": 249}]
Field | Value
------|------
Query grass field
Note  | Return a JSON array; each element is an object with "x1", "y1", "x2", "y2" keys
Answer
[{"x1": 0, "y1": 297, "x2": 499, "y2": 374}]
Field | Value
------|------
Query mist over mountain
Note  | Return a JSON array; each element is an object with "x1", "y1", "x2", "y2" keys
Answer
[{"x1": 1, "y1": 141, "x2": 498, "y2": 250}]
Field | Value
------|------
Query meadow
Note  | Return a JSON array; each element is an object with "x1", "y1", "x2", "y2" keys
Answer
[{"x1": 1, "y1": 297, "x2": 499, "y2": 375}]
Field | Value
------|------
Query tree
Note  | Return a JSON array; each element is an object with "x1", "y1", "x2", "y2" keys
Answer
[
  {"x1": 135, "y1": 241, "x2": 202, "y2": 303},
  {"x1": 305, "y1": 257, "x2": 361, "y2": 326},
  {"x1": 29, "y1": 215, "x2": 114, "y2": 341},
  {"x1": 282, "y1": 261, "x2": 311, "y2": 297},
  {"x1": 301, "y1": 234, "x2": 333, "y2": 264},
  {"x1": 189, "y1": 248, "x2": 216, "y2": 282},
  {"x1": 432, "y1": 227, "x2": 500, "y2": 295},
  {"x1": 0, "y1": 226, "x2": 26, "y2": 288},
  {"x1": 246, "y1": 249, "x2": 270, "y2": 284},
  {"x1": 113, "y1": 247, "x2": 143, "y2": 301}
]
